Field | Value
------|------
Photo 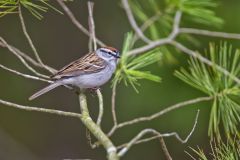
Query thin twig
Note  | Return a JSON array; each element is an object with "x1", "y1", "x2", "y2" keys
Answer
[
  {"x1": 159, "y1": 137, "x2": 172, "y2": 160},
  {"x1": 88, "y1": 1, "x2": 97, "y2": 51},
  {"x1": 0, "y1": 41, "x2": 56, "y2": 72},
  {"x1": 18, "y1": 4, "x2": 54, "y2": 73},
  {"x1": 0, "y1": 37, "x2": 49, "y2": 78},
  {"x1": 117, "y1": 110, "x2": 200, "y2": 157},
  {"x1": 170, "y1": 11, "x2": 182, "y2": 39},
  {"x1": 180, "y1": 28, "x2": 240, "y2": 39},
  {"x1": 116, "y1": 96, "x2": 212, "y2": 130},
  {"x1": 132, "y1": 12, "x2": 162, "y2": 44},
  {"x1": 107, "y1": 83, "x2": 118, "y2": 136},
  {"x1": 126, "y1": 10, "x2": 240, "y2": 86},
  {"x1": 111, "y1": 84, "x2": 118, "y2": 125},
  {"x1": 111, "y1": 84, "x2": 118, "y2": 122},
  {"x1": 126, "y1": 11, "x2": 182, "y2": 56},
  {"x1": 96, "y1": 89, "x2": 104, "y2": 126},
  {"x1": 0, "y1": 64, "x2": 52, "y2": 83},
  {"x1": 121, "y1": 0, "x2": 151, "y2": 43},
  {"x1": 0, "y1": 98, "x2": 81, "y2": 118},
  {"x1": 141, "y1": 13, "x2": 162, "y2": 33},
  {"x1": 127, "y1": 37, "x2": 170, "y2": 56},
  {"x1": 87, "y1": 1, "x2": 103, "y2": 127},
  {"x1": 57, "y1": 0, "x2": 105, "y2": 47}
]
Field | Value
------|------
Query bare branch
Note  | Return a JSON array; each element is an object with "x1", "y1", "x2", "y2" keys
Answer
[
  {"x1": 159, "y1": 137, "x2": 172, "y2": 160},
  {"x1": 0, "y1": 98, "x2": 81, "y2": 118},
  {"x1": 86, "y1": 1, "x2": 103, "y2": 127},
  {"x1": 170, "y1": 41, "x2": 240, "y2": 84},
  {"x1": 0, "y1": 64, "x2": 52, "y2": 83},
  {"x1": 116, "y1": 96, "x2": 212, "y2": 130},
  {"x1": 170, "y1": 11, "x2": 182, "y2": 38},
  {"x1": 180, "y1": 28, "x2": 240, "y2": 39},
  {"x1": 121, "y1": 0, "x2": 152, "y2": 43},
  {"x1": 126, "y1": 9, "x2": 240, "y2": 86},
  {"x1": 126, "y1": 11, "x2": 182, "y2": 56},
  {"x1": 141, "y1": 13, "x2": 162, "y2": 32},
  {"x1": 96, "y1": 89, "x2": 104, "y2": 126},
  {"x1": 86, "y1": 128, "x2": 96, "y2": 149},
  {"x1": 127, "y1": 38, "x2": 170, "y2": 56},
  {"x1": 107, "y1": 84, "x2": 118, "y2": 136},
  {"x1": 117, "y1": 110, "x2": 200, "y2": 157},
  {"x1": 88, "y1": 1, "x2": 97, "y2": 51},
  {"x1": 0, "y1": 37, "x2": 49, "y2": 78},
  {"x1": 0, "y1": 41, "x2": 56, "y2": 72},
  {"x1": 111, "y1": 84, "x2": 117, "y2": 125},
  {"x1": 18, "y1": 4, "x2": 54, "y2": 73},
  {"x1": 132, "y1": 12, "x2": 162, "y2": 44},
  {"x1": 57, "y1": 0, "x2": 105, "y2": 47}
]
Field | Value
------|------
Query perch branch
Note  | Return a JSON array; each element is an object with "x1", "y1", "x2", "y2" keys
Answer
[{"x1": 78, "y1": 92, "x2": 119, "y2": 160}]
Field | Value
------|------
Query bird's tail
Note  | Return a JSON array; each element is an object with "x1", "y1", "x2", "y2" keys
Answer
[{"x1": 29, "y1": 82, "x2": 61, "y2": 100}]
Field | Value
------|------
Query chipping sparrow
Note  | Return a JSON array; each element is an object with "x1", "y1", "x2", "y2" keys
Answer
[{"x1": 29, "y1": 46, "x2": 120, "y2": 100}]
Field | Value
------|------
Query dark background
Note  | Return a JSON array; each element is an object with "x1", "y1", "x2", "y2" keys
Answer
[{"x1": 0, "y1": 0, "x2": 240, "y2": 159}]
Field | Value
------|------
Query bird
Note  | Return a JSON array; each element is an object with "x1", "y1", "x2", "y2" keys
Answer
[{"x1": 29, "y1": 46, "x2": 120, "y2": 100}]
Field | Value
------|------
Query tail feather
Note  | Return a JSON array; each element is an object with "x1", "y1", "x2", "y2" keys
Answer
[{"x1": 29, "y1": 82, "x2": 61, "y2": 100}]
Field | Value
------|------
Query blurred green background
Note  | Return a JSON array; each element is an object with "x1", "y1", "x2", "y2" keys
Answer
[{"x1": 0, "y1": 0, "x2": 240, "y2": 159}]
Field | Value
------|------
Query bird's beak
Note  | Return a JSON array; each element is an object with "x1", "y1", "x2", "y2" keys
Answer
[
  {"x1": 115, "y1": 51, "x2": 121, "y2": 58},
  {"x1": 115, "y1": 54, "x2": 121, "y2": 59}
]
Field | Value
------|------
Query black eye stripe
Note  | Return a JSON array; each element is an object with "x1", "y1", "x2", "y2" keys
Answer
[
  {"x1": 101, "y1": 49, "x2": 113, "y2": 55},
  {"x1": 100, "y1": 49, "x2": 120, "y2": 58}
]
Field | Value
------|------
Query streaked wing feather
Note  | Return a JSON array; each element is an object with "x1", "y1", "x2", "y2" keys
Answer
[{"x1": 51, "y1": 52, "x2": 106, "y2": 79}]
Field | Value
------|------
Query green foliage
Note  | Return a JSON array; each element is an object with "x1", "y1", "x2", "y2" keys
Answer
[
  {"x1": 112, "y1": 32, "x2": 161, "y2": 92},
  {"x1": 167, "y1": 0, "x2": 223, "y2": 27},
  {"x1": 175, "y1": 43, "x2": 240, "y2": 140},
  {"x1": 0, "y1": 0, "x2": 62, "y2": 19},
  {"x1": 129, "y1": 0, "x2": 223, "y2": 35},
  {"x1": 186, "y1": 139, "x2": 240, "y2": 160},
  {"x1": 129, "y1": 0, "x2": 223, "y2": 64}
]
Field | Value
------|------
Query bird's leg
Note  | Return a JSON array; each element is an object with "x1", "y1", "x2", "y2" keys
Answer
[{"x1": 88, "y1": 87, "x2": 100, "y2": 96}]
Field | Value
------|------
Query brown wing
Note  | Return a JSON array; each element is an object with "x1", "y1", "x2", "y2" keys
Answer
[{"x1": 51, "y1": 52, "x2": 106, "y2": 79}]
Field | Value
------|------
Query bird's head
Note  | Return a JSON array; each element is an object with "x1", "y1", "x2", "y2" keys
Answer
[{"x1": 96, "y1": 46, "x2": 120, "y2": 61}]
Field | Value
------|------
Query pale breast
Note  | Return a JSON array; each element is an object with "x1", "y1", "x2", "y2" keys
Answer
[{"x1": 61, "y1": 62, "x2": 116, "y2": 88}]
